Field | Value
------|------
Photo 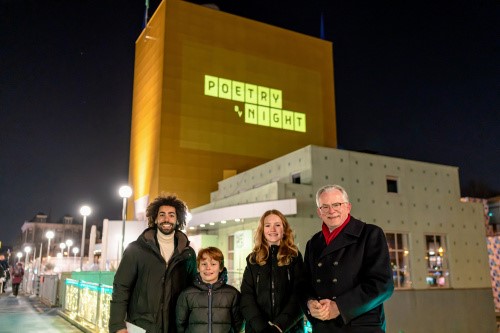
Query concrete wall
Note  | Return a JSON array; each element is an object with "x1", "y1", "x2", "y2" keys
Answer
[{"x1": 385, "y1": 288, "x2": 496, "y2": 333}]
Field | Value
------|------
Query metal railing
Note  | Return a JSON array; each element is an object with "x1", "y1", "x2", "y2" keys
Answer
[
  {"x1": 39, "y1": 274, "x2": 59, "y2": 306},
  {"x1": 63, "y1": 278, "x2": 112, "y2": 333}
]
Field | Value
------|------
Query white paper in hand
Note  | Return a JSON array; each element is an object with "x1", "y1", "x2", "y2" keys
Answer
[{"x1": 126, "y1": 321, "x2": 146, "y2": 333}]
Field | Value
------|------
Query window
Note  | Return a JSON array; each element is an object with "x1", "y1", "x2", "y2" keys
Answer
[
  {"x1": 292, "y1": 173, "x2": 301, "y2": 184},
  {"x1": 386, "y1": 177, "x2": 398, "y2": 193},
  {"x1": 425, "y1": 234, "x2": 449, "y2": 287},
  {"x1": 386, "y1": 232, "x2": 412, "y2": 288},
  {"x1": 227, "y1": 235, "x2": 235, "y2": 285},
  {"x1": 488, "y1": 202, "x2": 499, "y2": 233}
]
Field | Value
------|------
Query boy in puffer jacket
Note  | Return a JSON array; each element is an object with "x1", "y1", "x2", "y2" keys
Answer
[{"x1": 176, "y1": 247, "x2": 244, "y2": 333}]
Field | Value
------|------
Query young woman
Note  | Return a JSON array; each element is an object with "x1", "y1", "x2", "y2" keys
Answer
[
  {"x1": 241, "y1": 209, "x2": 304, "y2": 333},
  {"x1": 176, "y1": 247, "x2": 243, "y2": 333},
  {"x1": 11, "y1": 262, "x2": 24, "y2": 297}
]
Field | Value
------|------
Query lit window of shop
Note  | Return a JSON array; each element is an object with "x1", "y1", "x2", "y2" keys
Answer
[
  {"x1": 425, "y1": 234, "x2": 449, "y2": 287},
  {"x1": 227, "y1": 235, "x2": 235, "y2": 284},
  {"x1": 386, "y1": 232, "x2": 412, "y2": 289}
]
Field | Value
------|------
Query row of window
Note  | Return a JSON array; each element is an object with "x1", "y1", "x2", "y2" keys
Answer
[
  {"x1": 225, "y1": 231, "x2": 449, "y2": 290},
  {"x1": 387, "y1": 232, "x2": 448, "y2": 289}
]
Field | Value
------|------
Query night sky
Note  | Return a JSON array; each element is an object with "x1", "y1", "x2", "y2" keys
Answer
[{"x1": 1, "y1": 0, "x2": 498, "y2": 247}]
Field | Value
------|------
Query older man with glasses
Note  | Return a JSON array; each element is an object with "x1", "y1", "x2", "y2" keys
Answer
[{"x1": 303, "y1": 184, "x2": 394, "y2": 333}]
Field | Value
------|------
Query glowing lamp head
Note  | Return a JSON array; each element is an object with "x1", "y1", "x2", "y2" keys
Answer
[
  {"x1": 80, "y1": 205, "x2": 92, "y2": 216},
  {"x1": 119, "y1": 185, "x2": 132, "y2": 198}
]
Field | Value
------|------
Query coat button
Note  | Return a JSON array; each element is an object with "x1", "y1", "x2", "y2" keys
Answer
[
  {"x1": 317, "y1": 262, "x2": 323, "y2": 267},
  {"x1": 333, "y1": 261, "x2": 339, "y2": 266},
  {"x1": 316, "y1": 279, "x2": 321, "y2": 283},
  {"x1": 332, "y1": 278, "x2": 338, "y2": 283}
]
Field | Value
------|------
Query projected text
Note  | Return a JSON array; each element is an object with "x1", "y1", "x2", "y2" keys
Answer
[{"x1": 204, "y1": 75, "x2": 306, "y2": 133}]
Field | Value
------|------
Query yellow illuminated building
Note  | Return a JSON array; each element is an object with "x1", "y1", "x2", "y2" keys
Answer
[{"x1": 128, "y1": 0, "x2": 336, "y2": 217}]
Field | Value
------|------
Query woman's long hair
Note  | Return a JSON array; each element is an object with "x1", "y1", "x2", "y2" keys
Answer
[{"x1": 249, "y1": 209, "x2": 298, "y2": 266}]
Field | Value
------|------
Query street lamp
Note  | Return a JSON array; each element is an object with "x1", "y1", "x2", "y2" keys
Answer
[
  {"x1": 24, "y1": 246, "x2": 32, "y2": 267},
  {"x1": 118, "y1": 185, "x2": 132, "y2": 261},
  {"x1": 72, "y1": 247, "x2": 79, "y2": 265},
  {"x1": 59, "y1": 242, "x2": 66, "y2": 255},
  {"x1": 65, "y1": 239, "x2": 73, "y2": 257},
  {"x1": 45, "y1": 230, "x2": 54, "y2": 259},
  {"x1": 16, "y1": 252, "x2": 22, "y2": 263},
  {"x1": 79, "y1": 205, "x2": 91, "y2": 271}
]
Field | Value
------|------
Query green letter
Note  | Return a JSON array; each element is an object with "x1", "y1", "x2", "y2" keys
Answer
[
  {"x1": 232, "y1": 80, "x2": 245, "y2": 102},
  {"x1": 282, "y1": 110, "x2": 294, "y2": 131},
  {"x1": 258, "y1": 86, "x2": 270, "y2": 106},
  {"x1": 205, "y1": 75, "x2": 218, "y2": 97},
  {"x1": 245, "y1": 84, "x2": 258, "y2": 104},
  {"x1": 219, "y1": 78, "x2": 232, "y2": 100},
  {"x1": 258, "y1": 106, "x2": 270, "y2": 126},
  {"x1": 270, "y1": 108, "x2": 282, "y2": 128},
  {"x1": 294, "y1": 112, "x2": 306, "y2": 132},
  {"x1": 270, "y1": 89, "x2": 282, "y2": 109},
  {"x1": 245, "y1": 103, "x2": 258, "y2": 125}
]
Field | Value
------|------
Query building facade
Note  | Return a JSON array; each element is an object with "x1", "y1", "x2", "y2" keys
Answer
[
  {"x1": 19, "y1": 213, "x2": 83, "y2": 260},
  {"x1": 189, "y1": 145, "x2": 497, "y2": 332},
  {"x1": 127, "y1": 0, "x2": 336, "y2": 219}
]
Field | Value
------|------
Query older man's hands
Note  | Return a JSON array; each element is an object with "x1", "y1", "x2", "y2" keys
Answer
[{"x1": 307, "y1": 299, "x2": 340, "y2": 321}]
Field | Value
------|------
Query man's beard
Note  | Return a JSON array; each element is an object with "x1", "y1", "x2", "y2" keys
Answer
[{"x1": 157, "y1": 221, "x2": 176, "y2": 235}]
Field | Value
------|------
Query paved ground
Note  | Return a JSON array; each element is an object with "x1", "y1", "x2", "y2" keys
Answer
[{"x1": 0, "y1": 288, "x2": 82, "y2": 333}]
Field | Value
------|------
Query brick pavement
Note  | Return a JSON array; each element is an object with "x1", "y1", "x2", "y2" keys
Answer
[{"x1": 0, "y1": 288, "x2": 82, "y2": 333}]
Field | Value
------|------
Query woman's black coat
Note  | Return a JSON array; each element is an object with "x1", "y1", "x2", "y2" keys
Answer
[{"x1": 240, "y1": 246, "x2": 304, "y2": 333}]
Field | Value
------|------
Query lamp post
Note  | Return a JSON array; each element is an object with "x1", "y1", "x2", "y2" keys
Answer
[
  {"x1": 59, "y1": 242, "x2": 66, "y2": 256},
  {"x1": 16, "y1": 252, "x2": 22, "y2": 263},
  {"x1": 24, "y1": 246, "x2": 32, "y2": 268},
  {"x1": 46, "y1": 230, "x2": 55, "y2": 259},
  {"x1": 118, "y1": 185, "x2": 132, "y2": 262},
  {"x1": 72, "y1": 247, "x2": 79, "y2": 265},
  {"x1": 65, "y1": 239, "x2": 73, "y2": 258},
  {"x1": 79, "y1": 205, "x2": 91, "y2": 271}
]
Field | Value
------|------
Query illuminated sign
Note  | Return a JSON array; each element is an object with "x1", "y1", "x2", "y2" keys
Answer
[{"x1": 204, "y1": 75, "x2": 306, "y2": 133}]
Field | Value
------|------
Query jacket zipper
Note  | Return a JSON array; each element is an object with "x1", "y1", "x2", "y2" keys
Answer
[
  {"x1": 208, "y1": 284, "x2": 213, "y2": 333},
  {"x1": 271, "y1": 246, "x2": 276, "y2": 316}
]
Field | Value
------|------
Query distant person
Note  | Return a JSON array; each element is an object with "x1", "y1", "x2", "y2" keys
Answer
[
  {"x1": 176, "y1": 247, "x2": 244, "y2": 333},
  {"x1": 0, "y1": 262, "x2": 5, "y2": 294},
  {"x1": 304, "y1": 185, "x2": 394, "y2": 332},
  {"x1": 10, "y1": 262, "x2": 24, "y2": 297},
  {"x1": 0, "y1": 254, "x2": 9, "y2": 293},
  {"x1": 109, "y1": 194, "x2": 197, "y2": 333},
  {"x1": 241, "y1": 209, "x2": 304, "y2": 333}
]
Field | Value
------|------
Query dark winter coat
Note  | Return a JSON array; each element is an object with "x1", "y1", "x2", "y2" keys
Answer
[
  {"x1": 176, "y1": 268, "x2": 243, "y2": 333},
  {"x1": 109, "y1": 228, "x2": 197, "y2": 333},
  {"x1": 303, "y1": 216, "x2": 394, "y2": 333},
  {"x1": 241, "y1": 245, "x2": 304, "y2": 333},
  {"x1": 11, "y1": 264, "x2": 24, "y2": 284},
  {"x1": 0, "y1": 259, "x2": 9, "y2": 281}
]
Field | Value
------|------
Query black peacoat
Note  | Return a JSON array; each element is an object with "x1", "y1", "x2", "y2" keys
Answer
[{"x1": 303, "y1": 216, "x2": 394, "y2": 333}]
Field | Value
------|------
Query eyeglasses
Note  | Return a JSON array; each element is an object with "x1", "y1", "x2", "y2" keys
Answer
[{"x1": 318, "y1": 202, "x2": 348, "y2": 213}]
